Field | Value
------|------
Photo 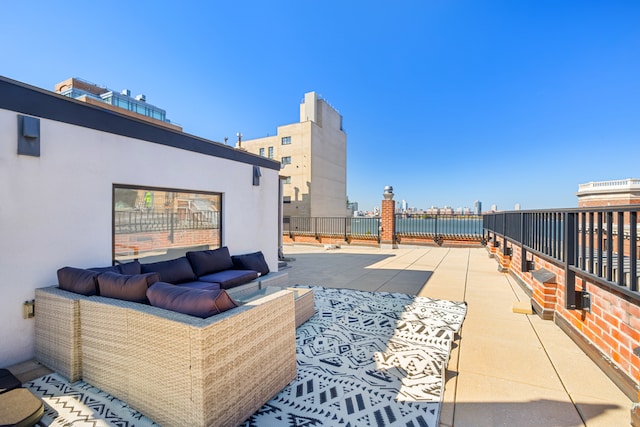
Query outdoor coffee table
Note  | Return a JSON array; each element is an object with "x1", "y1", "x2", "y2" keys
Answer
[{"x1": 234, "y1": 286, "x2": 314, "y2": 327}]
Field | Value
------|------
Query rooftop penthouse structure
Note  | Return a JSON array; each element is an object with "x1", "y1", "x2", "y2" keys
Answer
[
  {"x1": 54, "y1": 77, "x2": 182, "y2": 132},
  {"x1": 577, "y1": 178, "x2": 640, "y2": 207}
]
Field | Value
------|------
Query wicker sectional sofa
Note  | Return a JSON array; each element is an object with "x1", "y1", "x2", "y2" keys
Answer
[{"x1": 34, "y1": 248, "x2": 295, "y2": 426}]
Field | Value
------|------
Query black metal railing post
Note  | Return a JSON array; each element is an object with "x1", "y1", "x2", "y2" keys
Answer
[{"x1": 564, "y1": 211, "x2": 577, "y2": 309}]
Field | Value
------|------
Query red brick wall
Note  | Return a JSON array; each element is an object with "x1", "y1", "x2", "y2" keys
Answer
[
  {"x1": 115, "y1": 229, "x2": 220, "y2": 259},
  {"x1": 498, "y1": 238, "x2": 640, "y2": 399},
  {"x1": 380, "y1": 200, "x2": 396, "y2": 244}
]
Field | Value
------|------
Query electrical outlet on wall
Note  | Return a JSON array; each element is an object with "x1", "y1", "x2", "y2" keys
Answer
[{"x1": 23, "y1": 300, "x2": 35, "y2": 319}]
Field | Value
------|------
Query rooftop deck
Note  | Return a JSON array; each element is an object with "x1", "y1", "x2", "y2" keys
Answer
[{"x1": 282, "y1": 244, "x2": 633, "y2": 427}]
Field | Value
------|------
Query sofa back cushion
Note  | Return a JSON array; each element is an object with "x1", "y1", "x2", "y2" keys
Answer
[
  {"x1": 88, "y1": 260, "x2": 142, "y2": 275},
  {"x1": 97, "y1": 272, "x2": 160, "y2": 303},
  {"x1": 118, "y1": 260, "x2": 142, "y2": 275},
  {"x1": 57, "y1": 267, "x2": 99, "y2": 296},
  {"x1": 141, "y1": 257, "x2": 197, "y2": 284},
  {"x1": 147, "y1": 282, "x2": 237, "y2": 318},
  {"x1": 231, "y1": 251, "x2": 270, "y2": 276},
  {"x1": 186, "y1": 247, "x2": 234, "y2": 277}
]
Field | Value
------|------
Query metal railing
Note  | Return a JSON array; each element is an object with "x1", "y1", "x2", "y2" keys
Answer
[
  {"x1": 284, "y1": 214, "x2": 485, "y2": 243},
  {"x1": 484, "y1": 206, "x2": 640, "y2": 305},
  {"x1": 284, "y1": 216, "x2": 381, "y2": 241},
  {"x1": 395, "y1": 214, "x2": 484, "y2": 243},
  {"x1": 114, "y1": 209, "x2": 220, "y2": 234}
]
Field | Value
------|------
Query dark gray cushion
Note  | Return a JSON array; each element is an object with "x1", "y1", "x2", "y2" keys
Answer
[
  {"x1": 232, "y1": 251, "x2": 270, "y2": 276},
  {"x1": 88, "y1": 264, "x2": 120, "y2": 274},
  {"x1": 57, "y1": 267, "x2": 98, "y2": 296},
  {"x1": 198, "y1": 269, "x2": 258, "y2": 289},
  {"x1": 178, "y1": 281, "x2": 221, "y2": 291},
  {"x1": 141, "y1": 257, "x2": 197, "y2": 284},
  {"x1": 147, "y1": 282, "x2": 237, "y2": 318},
  {"x1": 88, "y1": 260, "x2": 141, "y2": 275},
  {"x1": 97, "y1": 272, "x2": 160, "y2": 303},
  {"x1": 186, "y1": 247, "x2": 234, "y2": 277},
  {"x1": 118, "y1": 260, "x2": 142, "y2": 275}
]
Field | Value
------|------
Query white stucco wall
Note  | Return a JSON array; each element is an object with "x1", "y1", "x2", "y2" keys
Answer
[{"x1": 0, "y1": 108, "x2": 279, "y2": 367}]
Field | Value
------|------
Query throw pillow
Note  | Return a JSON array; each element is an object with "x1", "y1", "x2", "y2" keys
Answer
[
  {"x1": 186, "y1": 247, "x2": 234, "y2": 277},
  {"x1": 141, "y1": 257, "x2": 197, "y2": 284},
  {"x1": 97, "y1": 272, "x2": 160, "y2": 303},
  {"x1": 146, "y1": 282, "x2": 237, "y2": 318},
  {"x1": 57, "y1": 267, "x2": 99, "y2": 296},
  {"x1": 231, "y1": 251, "x2": 270, "y2": 276}
]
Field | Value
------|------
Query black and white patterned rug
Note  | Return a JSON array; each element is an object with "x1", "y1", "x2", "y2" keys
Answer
[
  {"x1": 24, "y1": 286, "x2": 465, "y2": 427},
  {"x1": 244, "y1": 286, "x2": 467, "y2": 427},
  {"x1": 25, "y1": 373, "x2": 158, "y2": 426}
]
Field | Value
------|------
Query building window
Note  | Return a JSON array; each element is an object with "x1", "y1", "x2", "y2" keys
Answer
[
  {"x1": 259, "y1": 148, "x2": 265, "y2": 157},
  {"x1": 283, "y1": 196, "x2": 291, "y2": 204},
  {"x1": 281, "y1": 156, "x2": 292, "y2": 166},
  {"x1": 113, "y1": 185, "x2": 221, "y2": 264},
  {"x1": 281, "y1": 136, "x2": 291, "y2": 145},
  {"x1": 283, "y1": 176, "x2": 291, "y2": 184},
  {"x1": 268, "y1": 147, "x2": 274, "y2": 159}
]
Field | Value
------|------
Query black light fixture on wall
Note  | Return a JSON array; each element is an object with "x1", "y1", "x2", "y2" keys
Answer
[
  {"x1": 17, "y1": 114, "x2": 40, "y2": 157},
  {"x1": 253, "y1": 165, "x2": 261, "y2": 186}
]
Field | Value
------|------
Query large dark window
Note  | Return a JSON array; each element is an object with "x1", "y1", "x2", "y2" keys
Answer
[{"x1": 113, "y1": 185, "x2": 222, "y2": 263}]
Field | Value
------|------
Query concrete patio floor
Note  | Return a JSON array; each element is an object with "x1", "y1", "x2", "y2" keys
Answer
[{"x1": 282, "y1": 244, "x2": 634, "y2": 427}]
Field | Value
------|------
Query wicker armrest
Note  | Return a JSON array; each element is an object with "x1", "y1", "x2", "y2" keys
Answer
[
  {"x1": 34, "y1": 286, "x2": 90, "y2": 382},
  {"x1": 80, "y1": 289, "x2": 297, "y2": 427}
]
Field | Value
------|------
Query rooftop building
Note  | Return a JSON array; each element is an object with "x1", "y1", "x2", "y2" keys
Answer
[
  {"x1": 241, "y1": 92, "x2": 348, "y2": 218},
  {"x1": 54, "y1": 77, "x2": 182, "y2": 132},
  {"x1": 577, "y1": 178, "x2": 640, "y2": 207}
]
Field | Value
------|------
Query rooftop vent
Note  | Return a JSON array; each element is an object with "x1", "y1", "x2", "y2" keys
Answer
[
  {"x1": 121, "y1": 89, "x2": 131, "y2": 96},
  {"x1": 135, "y1": 94, "x2": 146, "y2": 102}
]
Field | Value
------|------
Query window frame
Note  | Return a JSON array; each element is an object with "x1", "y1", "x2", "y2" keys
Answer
[{"x1": 112, "y1": 184, "x2": 222, "y2": 264}]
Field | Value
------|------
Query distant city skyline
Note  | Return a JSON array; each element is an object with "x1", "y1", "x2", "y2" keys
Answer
[{"x1": 2, "y1": 1, "x2": 638, "y2": 211}]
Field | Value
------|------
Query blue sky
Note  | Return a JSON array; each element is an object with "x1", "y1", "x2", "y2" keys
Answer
[{"x1": 2, "y1": 1, "x2": 638, "y2": 212}]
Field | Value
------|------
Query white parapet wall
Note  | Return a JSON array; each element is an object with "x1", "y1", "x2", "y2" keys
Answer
[{"x1": 0, "y1": 77, "x2": 281, "y2": 367}]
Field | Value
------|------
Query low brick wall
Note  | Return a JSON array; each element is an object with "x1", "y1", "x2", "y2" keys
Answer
[{"x1": 490, "y1": 238, "x2": 640, "y2": 404}]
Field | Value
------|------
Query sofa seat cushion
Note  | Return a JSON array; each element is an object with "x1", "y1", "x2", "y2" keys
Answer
[
  {"x1": 186, "y1": 247, "x2": 234, "y2": 277},
  {"x1": 147, "y1": 282, "x2": 237, "y2": 318},
  {"x1": 97, "y1": 272, "x2": 160, "y2": 303},
  {"x1": 141, "y1": 257, "x2": 197, "y2": 284},
  {"x1": 232, "y1": 251, "x2": 270, "y2": 276},
  {"x1": 198, "y1": 269, "x2": 258, "y2": 289},
  {"x1": 57, "y1": 267, "x2": 98, "y2": 296},
  {"x1": 178, "y1": 281, "x2": 221, "y2": 291}
]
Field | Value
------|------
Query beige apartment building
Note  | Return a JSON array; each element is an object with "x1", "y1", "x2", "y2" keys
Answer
[{"x1": 242, "y1": 92, "x2": 348, "y2": 218}]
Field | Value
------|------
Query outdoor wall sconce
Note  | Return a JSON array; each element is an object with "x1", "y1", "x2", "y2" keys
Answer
[
  {"x1": 504, "y1": 247, "x2": 513, "y2": 256},
  {"x1": 253, "y1": 165, "x2": 261, "y2": 186},
  {"x1": 17, "y1": 114, "x2": 40, "y2": 157},
  {"x1": 526, "y1": 260, "x2": 536, "y2": 271},
  {"x1": 575, "y1": 291, "x2": 592, "y2": 313}
]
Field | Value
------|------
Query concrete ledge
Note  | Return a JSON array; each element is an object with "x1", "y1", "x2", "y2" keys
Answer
[{"x1": 532, "y1": 268, "x2": 556, "y2": 284}]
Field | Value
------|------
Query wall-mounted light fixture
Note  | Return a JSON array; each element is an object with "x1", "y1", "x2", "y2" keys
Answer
[
  {"x1": 253, "y1": 165, "x2": 261, "y2": 186},
  {"x1": 575, "y1": 291, "x2": 591, "y2": 313},
  {"x1": 17, "y1": 114, "x2": 40, "y2": 157}
]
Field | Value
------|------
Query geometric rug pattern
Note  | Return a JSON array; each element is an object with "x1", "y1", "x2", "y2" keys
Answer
[
  {"x1": 244, "y1": 286, "x2": 467, "y2": 427},
  {"x1": 25, "y1": 373, "x2": 158, "y2": 427}
]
